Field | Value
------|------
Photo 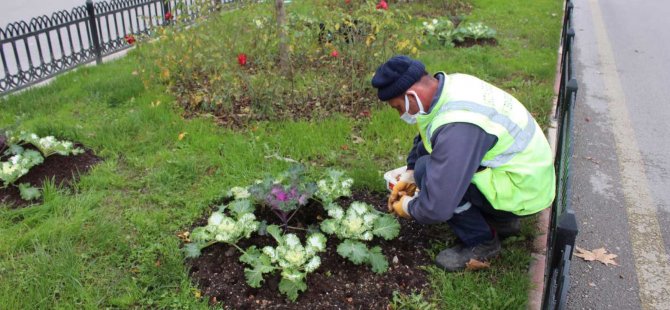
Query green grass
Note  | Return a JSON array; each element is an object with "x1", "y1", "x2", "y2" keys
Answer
[{"x1": 0, "y1": 0, "x2": 562, "y2": 308}]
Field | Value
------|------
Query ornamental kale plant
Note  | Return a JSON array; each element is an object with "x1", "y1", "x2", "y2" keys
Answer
[
  {"x1": 185, "y1": 201, "x2": 259, "y2": 258},
  {"x1": 422, "y1": 17, "x2": 457, "y2": 47},
  {"x1": 247, "y1": 165, "x2": 316, "y2": 227},
  {"x1": 422, "y1": 17, "x2": 496, "y2": 47},
  {"x1": 1, "y1": 131, "x2": 84, "y2": 199},
  {"x1": 320, "y1": 201, "x2": 400, "y2": 273},
  {"x1": 5, "y1": 131, "x2": 84, "y2": 157},
  {"x1": 240, "y1": 225, "x2": 327, "y2": 301},
  {"x1": 0, "y1": 149, "x2": 43, "y2": 186},
  {"x1": 315, "y1": 168, "x2": 354, "y2": 204},
  {"x1": 456, "y1": 22, "x2": 497, "y2": 41}
]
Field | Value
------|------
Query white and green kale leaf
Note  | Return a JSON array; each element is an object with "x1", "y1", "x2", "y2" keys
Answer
[
  {"x1": 320, "y1": 201, "x2": 399, "y2": 273},
  {"x1": 239, "y1": 225, "x2": 327, "y2": 301}
]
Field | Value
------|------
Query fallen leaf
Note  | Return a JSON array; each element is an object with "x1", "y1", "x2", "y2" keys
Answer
[
  {"x1": 574, "y1": 246, "x2": 618, "y2": 266},
  {"x1": 177, "y1": 231, "x2": 190, "y2": 242},
  {"x1": 465, "y1": 258, "x2": 491, "y2": 271},
  {"x1": 193, "y1": 289, "x2": 202, "y2": 299},
  {"x1": 341, "y1": 144, "x2": 349, "y2": 150},
  {"x1": 131, "y1": 70, "x2": 138, "y2": 76},
  {"x1": 155, "y1": 260, "x2": 161, "y2": 267},
  {"x1": 178, "y1": 132, "x2": 187, "y2": 140},
  {"x1": 161, "y1": 68, "x2": 170, "y2": 80},
  {"x1": 206, "y1": 166, "x2": 217, "y2": 176},
  {"x1": 583, "y1": 156, "x2": 600, "y2": 165}
]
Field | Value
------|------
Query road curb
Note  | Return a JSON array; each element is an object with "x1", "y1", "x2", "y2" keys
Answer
[{"x1": 527, "y1": 7, "x2": 566, "y2": 308}]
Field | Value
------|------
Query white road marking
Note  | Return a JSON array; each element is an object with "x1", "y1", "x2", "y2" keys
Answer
[{"x1": 589, "y1": 0, "x2": 670, "y2": 308}]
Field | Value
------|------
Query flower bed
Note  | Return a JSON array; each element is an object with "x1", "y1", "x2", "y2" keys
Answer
[
  {"x1": 135, "y1": 0, "x2": 500, "y2": 127},
  {"x1": 0, "y1": 132, "x2": 100, "y2": 207},
  {"x1": 188, "y1": 190, "x2": 435, "y2": 308},
  {"x1": 183, "y1": 168, "x2": 445, "y2": 307}
]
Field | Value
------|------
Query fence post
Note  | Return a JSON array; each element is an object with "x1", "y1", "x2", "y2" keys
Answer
[
  {"x1": 160, "y1": 0, "x2": 168, "y2": 25},
  {"x1": 85, "y1": 0, "x2": 102, "y2": 64}
]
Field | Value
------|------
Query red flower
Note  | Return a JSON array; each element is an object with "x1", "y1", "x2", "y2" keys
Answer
[
  {"x1": 331, "y1": 50, "x2": 339, "y2": 57},
  {"x1": 124, "y1": 34, "x2": 136, "y2": 45},
  {"x1": 237, "y1": 53, "x2": 247, "y2": 66},
  {"x1": 165, "y1": 11, "x2": 173, "y2": 21},
  {"x1": 345, "y1": 0, "x2": 351, "y2": 4},
  {"x1": 376, "y1": 0, "x2": 388, "y2": 10}
]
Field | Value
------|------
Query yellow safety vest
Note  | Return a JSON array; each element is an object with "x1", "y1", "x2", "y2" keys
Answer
[{"x1": 416, "y1": 73, "x2": 555, "y2": 215}]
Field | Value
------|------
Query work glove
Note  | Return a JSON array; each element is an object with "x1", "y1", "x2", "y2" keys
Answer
[
  {"x1": 387, "y1": 170, "x2": 417, "y2": 211},
  {"x1": 391, "y1": 195, "x2": 414, "y2": 219}
]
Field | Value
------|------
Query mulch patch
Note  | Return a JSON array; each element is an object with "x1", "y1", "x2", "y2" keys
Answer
[
  {"x1": 188, "y1": 190, "x2": 442, "y2": 309},
  {"x1": 0, "y1": 144, "x2": 101, "y2": 208},
  {"x1": 455, "y1": 38, "x2": 498, "y2": 48}
]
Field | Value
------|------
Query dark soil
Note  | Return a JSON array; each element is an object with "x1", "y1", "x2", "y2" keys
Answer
[
  {"x1": 455, "y1": 37, "x2": 498, "y2": 48},
  {"x1": 188, "y1": 190, "x2": 443, "y2": 309},
  {"x1": 0, "y1": 144, "x2": 101, "y2": 208}
]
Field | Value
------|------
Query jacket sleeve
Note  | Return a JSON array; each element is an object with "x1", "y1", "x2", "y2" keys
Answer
[
  {"x1": 407, "y1": 123, "x2": 497, "y2": 224},
  {"x1": 406, "y1": 134, "x2": 428, "y2": 170}
]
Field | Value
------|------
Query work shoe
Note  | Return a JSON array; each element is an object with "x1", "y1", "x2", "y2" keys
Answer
[
  {"x1": 487, "y1": 218, "x2": 521, "y2": 239},
  {"x1": 435, "y1": 236, "x2": 501, "y2": 272}
]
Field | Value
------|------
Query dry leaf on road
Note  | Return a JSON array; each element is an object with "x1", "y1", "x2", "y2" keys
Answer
[
  {"x1": 465, "y1": 258, "x2": 491, "y2": 271},
  {"x1": 574, "y1": 246, "x2": 618, "y2": 266}
]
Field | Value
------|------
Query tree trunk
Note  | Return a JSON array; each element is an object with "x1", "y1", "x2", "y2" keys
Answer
[{"x1": 275, "y1": 0, "x2": 290, "y2": 74}]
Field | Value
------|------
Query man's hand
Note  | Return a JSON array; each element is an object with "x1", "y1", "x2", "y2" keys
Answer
[
  {"x1": 391, "y1": 195, "x2": 414, "y2": 219},
  {"x1": 388, "y1": 170, "x2": 417, "y2": 211}
]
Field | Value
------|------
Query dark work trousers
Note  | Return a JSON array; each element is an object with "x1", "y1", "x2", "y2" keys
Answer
[{"x1": 414, "y1": 155, "x2": 520, "y2": 247}]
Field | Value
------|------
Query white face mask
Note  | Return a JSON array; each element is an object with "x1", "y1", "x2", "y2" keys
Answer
[{"x1": 400, "y1": 90, "x2": 425, "y2": 124}]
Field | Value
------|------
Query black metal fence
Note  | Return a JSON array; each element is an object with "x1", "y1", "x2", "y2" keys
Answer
[
  {"x1": 0, "y1": 0, "x2": 236, "y2": 95},
  {"x1": 542, "y1": 0, "x2": 579, "y2": 309}
]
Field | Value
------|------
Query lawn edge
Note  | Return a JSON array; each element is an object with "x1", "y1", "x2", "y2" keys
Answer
[{"x1": 528, "y1": 0, "x2": 567, "y2": 308}]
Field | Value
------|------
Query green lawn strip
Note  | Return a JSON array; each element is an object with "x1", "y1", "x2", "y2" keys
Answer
[
  {"x1": 412, "y1": 216, "x2": 537, "y2": 310},
  {"x1": 0, "y1": 0, "x2": 561, "y2": 308}
]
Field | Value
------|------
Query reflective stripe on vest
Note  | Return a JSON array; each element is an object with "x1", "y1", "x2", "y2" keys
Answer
[{"x1": 425, "y1": 100, "x2": 536, "y2": 168}]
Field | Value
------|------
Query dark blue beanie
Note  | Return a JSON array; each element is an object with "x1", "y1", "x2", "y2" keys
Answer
[{"x1": 371, "y1": 55, "x2": 426, "y2": 101}]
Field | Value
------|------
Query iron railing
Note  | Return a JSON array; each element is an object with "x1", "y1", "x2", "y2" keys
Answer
[
  {"x1": 0, "y1": 0, "x2": 236, "y2": 95},
  {"x1": 542, "y1": 0, "x2": 579, "y2": 309}
]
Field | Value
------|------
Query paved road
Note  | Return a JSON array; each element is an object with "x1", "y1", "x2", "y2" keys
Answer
[
  {"x1": 1, "y1": 0, "x2": 93, "y2": 79},
  {"x1": 0, "y1": 0, "x2": 85, "y2": 26},
  {"x1": 1, "y1": 0, "x2": 156, "y2": 87},
  {"x1": 568, "y1": 0, "x2": 670, "y2": 309}
]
